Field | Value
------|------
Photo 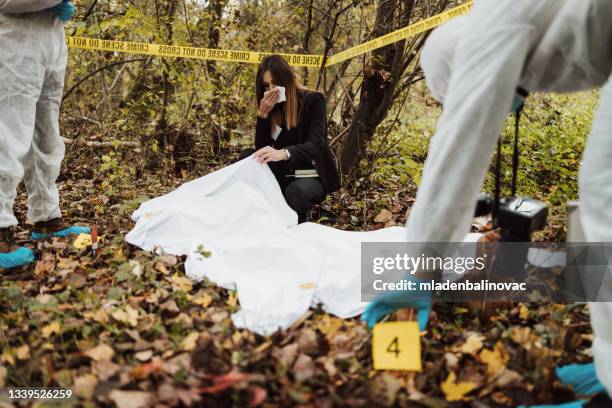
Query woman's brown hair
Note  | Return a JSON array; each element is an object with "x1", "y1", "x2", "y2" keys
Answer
[{"x1": 256, "y1": 55, "x2": 305, "y2": 129}]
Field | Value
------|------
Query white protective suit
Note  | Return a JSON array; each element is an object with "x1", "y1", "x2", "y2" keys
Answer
[
  {"x1": 416, "y1": 0, "x2": 612, "y2": 395},
  {"x1": 0, "y1": 1, "x2": 66, "y2": 228}
]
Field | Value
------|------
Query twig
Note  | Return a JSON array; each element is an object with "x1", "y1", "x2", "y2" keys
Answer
[
  {"x1": 62, "y1": 137, "x2": 140, "y2": 148},
  {"x1": 63, "y1": 58, "x2": 148, "y2": 100}
]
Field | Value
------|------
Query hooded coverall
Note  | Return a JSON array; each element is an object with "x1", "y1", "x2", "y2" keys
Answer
[
  {"x1": 414, "y1": 0, "x2": 612, "y2": 396},
  {"x1": 0, "y1": 0, "x2": 66, "y2": 229}
]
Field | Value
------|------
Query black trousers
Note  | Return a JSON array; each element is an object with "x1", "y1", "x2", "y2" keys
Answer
[{"x1": 239, "y1": 149, "x2": 325, "y2": 222}]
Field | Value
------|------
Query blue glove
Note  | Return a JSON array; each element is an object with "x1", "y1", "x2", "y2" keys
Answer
[
  {"x1": 51, "y1": 0, "x2": 75, "y2": 22},
  {"x1": 556, "y1": 363, "x2": 606, "y2": 396},
  {"x1": 31, "y1": 226, "x2": 90, "y2": 241},
  {"x1": 361, "y1": 275, "x2": 432, "y2": 331},
  {"x1": 0, "y1": 247, "x2": 36, "y2": 269}
]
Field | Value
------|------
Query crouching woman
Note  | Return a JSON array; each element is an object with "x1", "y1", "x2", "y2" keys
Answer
[{"x1": 240, "y1": 55, "x2": 341, "y2": 222}]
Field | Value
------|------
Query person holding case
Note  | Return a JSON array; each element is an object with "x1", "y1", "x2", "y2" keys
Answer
[
  {"x1": 364, "y1": 1, "x2": 612, "y2": 405},
  {"x1": 239, "y1": 55, "x2": 341, "y2": 223}
]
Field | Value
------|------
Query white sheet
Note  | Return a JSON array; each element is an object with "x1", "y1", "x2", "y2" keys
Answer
[{"x1": 126, "y1": 157, "x2": 481, "y2": 334}]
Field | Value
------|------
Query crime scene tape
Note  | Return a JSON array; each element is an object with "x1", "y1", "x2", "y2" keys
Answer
[
  {"x1": 66, "y1": 1, "x2": 472, "y2": 68},
  {"x1": 324, "y1": 1, "x2": 472, "y2": 67},
  {"x1": 66, "y1": 37, "x2": 324, "y2": 68}
]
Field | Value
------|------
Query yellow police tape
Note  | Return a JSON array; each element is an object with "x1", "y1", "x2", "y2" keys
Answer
[
  {"x1": 66, "y1": 1, "x2": 472, "y2": 68},
  {"x1": 66, "y1": 37, "x2": 324, "y2": 67},
  {"x1": 324, "y1": 1, "x2": 472, "y2": 67}
]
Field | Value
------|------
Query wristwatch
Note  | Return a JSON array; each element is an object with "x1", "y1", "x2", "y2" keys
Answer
[{"x1": 284, "y1": 149, "x2": 291, "y2": 160}]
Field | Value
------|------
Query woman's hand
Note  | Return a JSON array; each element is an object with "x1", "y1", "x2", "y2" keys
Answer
[
  {"x1": 258, "y1": 88, "x2": 280, "y2": 119},
  {"x1": 253, "y1": 146, "x2": 288, "y2": 163}
]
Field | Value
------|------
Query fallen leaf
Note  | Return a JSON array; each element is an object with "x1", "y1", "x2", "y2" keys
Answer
[
  {"x1": 511, "y1": 326, "x2": 534, "y2": 350},
  {"x1": 444, "y1": 352, "x2": 459, "y2": 371},
  {"x1": 128, "y1": 260, "x2": 142, "y2": 277},
  {"x1": 249, "y1": 386, "x2": 267, "y2": 407},
  {"x1": 75, "y1": 374, "x2": 98, "y2": 399},
  {"x1": 199, "y1": 371, "x2": 247, "y2": 394},
  {"x1": 109, "y1": 390, "x2": 153, "y2": 408},
  {"x1": 0, "y1": 365, "x2": 6, "y2": 387},
  {"x1": 479, "y1": 342, "x2": 509, "y2": 376},
  {"x1": 134, "y1": 350, "x2": 153, "y2": 362},
  {"x1": 494, "y1": 369, "x2": 522, "y2": 388},
  {"x1": 181, "y1": 332, "x2": 200, "y2": 352},
  {"x1": 519, "y1": 304, "x2": 529, "y2": 320},
  {"x1": 67, "y1": 273, "x2": 87, "y2": 289},
  {"x1": 93, "y1": 360, "x2": 120, "y2": 381},
  {"x1": 84, "y1": 309, "x2": 109, "y2": 324},
  {"x1": 111, "y1": 305, "x2": 139, "y2": 327},
  {"x1": 441, "y1": 372, "x2": 477, "y2": 402},
  {"x1": 15, "y1": 345, "x2": 29, "y2": 360},
  {"x1": 42, "y1": 321, "x2": 61, "y2": 338},
  {"x1": 370, "y1": 373, "x2": 402, "y2": 406},
  {"x1": 130, "y1": 360, "x2": 165, "y2": 380},
  {"x1": 374, "y1": 209, "x2": 393, "y2": 223},
  {"x1": 160, "y1": 299, "x2": 180, "y2": 314},
  {"x1": 273, "y1": 343, "x2": 299, "y2": 367},
  {"x1": 293, "y1": 354, "x2": 315, "y2": 383},
  {"x1": 227, "y1": 292, "x2": 238, "y2": 308},
  {"x1": 192, "y1": 293, "x2": 212, "y2": 307},
  {"x1": 297, "y1": 328, "x2": 318, "y2": 355},
  {"x1": 84, "y1": 344, "x2": 114, "y2": 362},
  {"x1": 1, "y1": 350, "x2": 14, "y2": 365},
  {"x1": 457, "y1": 332, "x2": 485, "y2": 354},
  {"x1": 170, "y1": 274, "x2": 193, "y2": 292}
]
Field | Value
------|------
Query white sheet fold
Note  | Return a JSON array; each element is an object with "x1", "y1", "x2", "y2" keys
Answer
[{"x1": 126, "y1": 157, "x2": 480, "y2": 334}]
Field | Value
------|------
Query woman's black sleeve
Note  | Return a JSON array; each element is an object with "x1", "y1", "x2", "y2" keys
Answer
[
  {"x1": 255, "y1": 116, "x2": 274, "y2": 149},
  {"x1": 286, "y1": 95, "x2": 325, "y2": 165}
]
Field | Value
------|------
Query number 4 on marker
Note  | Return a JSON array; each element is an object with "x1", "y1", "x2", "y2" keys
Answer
[
  {"x1": 372, "y1": 322, "x2": 421, "y2": 371},
  {"x1": 387, "y1": 336, "x2": 400, "y2": 358}
]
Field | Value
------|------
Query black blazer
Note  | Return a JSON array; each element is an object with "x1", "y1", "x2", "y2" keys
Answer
[{"x1": 255, "y1": 91, "x2": 341, "y2": 195}]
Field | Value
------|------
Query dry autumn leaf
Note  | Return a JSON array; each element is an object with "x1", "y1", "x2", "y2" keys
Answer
[
  {"x1": 84, "y1": 344, "x2": 114, "y2": 362},
  {"x1": 111, "y1": 305, "x2": 139, "y2": 327},
  {"x1": 74, "y1": 374, "x2": 98, "y2": 399},
  {"x1": 457, "y1": 332, "x2": 485, "y2": 354},
  {"x1": 181, "y1": 331, "x2": 200, "y2": 351},
  {"x1": 374, "y1": 209, "x2": 393, "y2": 223},
  {"x1": 42, "y1": 321, "x2": 61, "y2": 338},
  {"x1": 479, "y1": 342, "x2": 509, "y2": 376},
  {"x1": 109, "y1": 390, "x2": 153, "y2": 408},
  {"x1": 15, "y1": 345, "x2": 29, "y2": 360},
  {"x1": 441, "y1": 371, "x2": 477, "y2": 402},
  {"x1": 170, "y1": 274, "x2": 193, "y2": 292},
  {"x1": 192, "y1": 293, "x2": 212, "y2": 307}
]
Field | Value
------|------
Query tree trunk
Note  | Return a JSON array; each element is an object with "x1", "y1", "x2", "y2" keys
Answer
[
  {"x1": 338, "y1": 0, "x2": 448, "y2": 180},
  {"x1": 207, "y1": 0, "x2": 228, "y2": 155}
]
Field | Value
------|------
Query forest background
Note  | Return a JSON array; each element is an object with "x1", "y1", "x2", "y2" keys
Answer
[{"x1": 0, "y1": 0, "x2": 599, "y2": 406}]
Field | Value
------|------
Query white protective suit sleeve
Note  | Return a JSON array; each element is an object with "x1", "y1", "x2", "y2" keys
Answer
[
  {"x1": 420, "y1": 16, "x2": 466, "y2": 105},
  {"x1": 405, "y1": 1, "x2": 543, "y2": 244},
  {"x1": 0, "y1": 0, "x2": 61, "y2": 13},
  {"x1": 579, "y1": 76, "x2": 612, "y2": 396}
]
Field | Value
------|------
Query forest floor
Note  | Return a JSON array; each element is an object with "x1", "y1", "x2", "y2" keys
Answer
[{"x1": 0, "y1": 92, "x2": 599, "y2": 407}]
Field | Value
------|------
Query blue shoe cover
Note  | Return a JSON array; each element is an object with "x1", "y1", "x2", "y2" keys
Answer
[
  {"x1": 31, "y1": 226, "x2": 91, "y2": 240},
  {"x1": 0, "y1": 247, "x2": 36, "y2": 269},
  {"x1": 557, "y1": 363, "x2": 606, "y2": 395}
]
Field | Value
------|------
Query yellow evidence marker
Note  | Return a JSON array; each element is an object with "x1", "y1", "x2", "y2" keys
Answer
[
  {"x1": 73, "y1": 233, "x2": 92, "y2": 249},
  {"x1": 372, "y1": 321, "x2": 422, "y2": 371}
]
